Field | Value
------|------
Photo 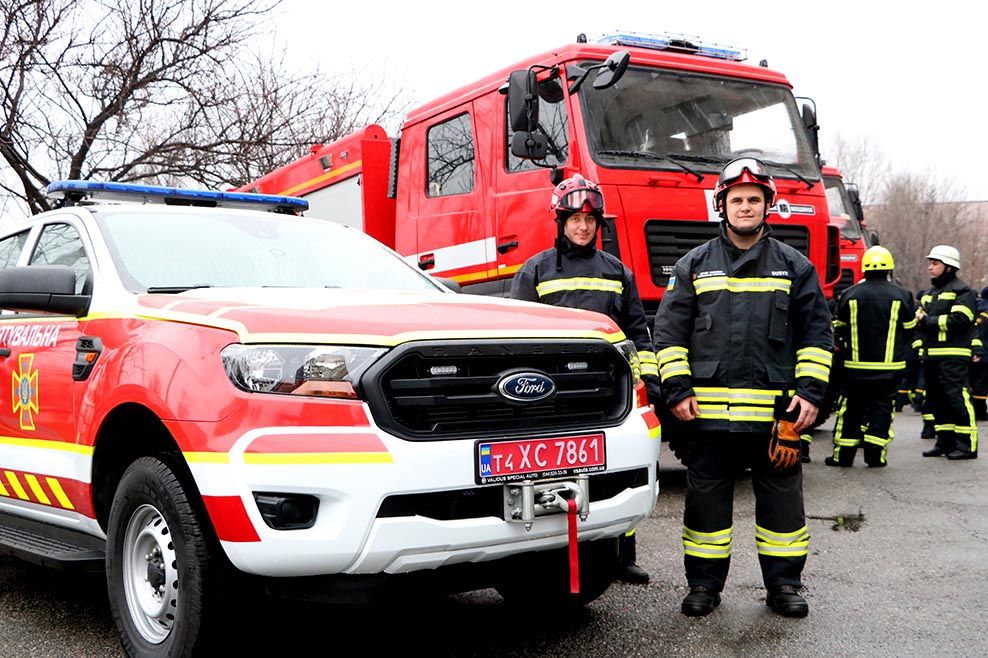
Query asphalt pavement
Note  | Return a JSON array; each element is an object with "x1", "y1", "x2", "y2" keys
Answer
[{"x1": 0, "y1": 406, "x2": 985, "y2": 657}]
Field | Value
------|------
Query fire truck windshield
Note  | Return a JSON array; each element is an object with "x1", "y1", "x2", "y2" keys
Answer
[
  {"x1": 94, "y1": 209, "x2": 444, "y2": 293},
  {"x1": 824, "y1": 176, "x2": 864, "y2": 240},
  {"x1": 580, "y1": 65, "x2": 817, "y2": 178}
]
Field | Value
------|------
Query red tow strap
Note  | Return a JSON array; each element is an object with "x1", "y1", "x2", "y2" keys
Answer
[{"x1": 567, "y1": 498, "x2": 580, "y2": 594}]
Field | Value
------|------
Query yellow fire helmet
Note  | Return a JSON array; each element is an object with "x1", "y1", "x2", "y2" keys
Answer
[{"x1": 862, "y1": 245, "x2": 895, "y2": 271}]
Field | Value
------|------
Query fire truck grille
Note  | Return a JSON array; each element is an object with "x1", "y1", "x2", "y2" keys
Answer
[
  {"x1": 644, "y1": 220, "x2": 810, "y2": 287},
  {"x1": 834, "y1": 268, "x2": 856, "y2": 298},
  {"x1": 360, "y1": 340, "x2": 632, "y2": 440}
]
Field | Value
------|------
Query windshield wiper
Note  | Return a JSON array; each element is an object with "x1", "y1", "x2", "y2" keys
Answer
[
  {"x1": 760, "y1": 159, "x2": 814, "y2": 190},
  {"x1": 598, "y1": 150, "x2": 704, "y2": 182},
  {"x1": 146, "y1": 284, "x2": 213, "y2": 294}
]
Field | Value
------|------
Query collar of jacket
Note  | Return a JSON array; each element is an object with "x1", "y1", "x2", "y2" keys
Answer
[
  {"x1": 718, "y1": 220, "x2": 773, "y2": 271},
  {"x1": 557, "y1": 235, "x2": 598, "y2": 258},
  {"x1": 930, "y1": 269, "x2": 957, "y2": 289}
]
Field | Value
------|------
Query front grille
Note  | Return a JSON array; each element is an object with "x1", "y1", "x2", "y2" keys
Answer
[
  {"x1": 360, "y1": 340, "x2": 631, "y2": 440},
  {"x1": 376, "y1": 468, "x2": 649, "y2": 520},
  {"x1": 644, "y1": 220, "x2": 810, "y2": 287}
]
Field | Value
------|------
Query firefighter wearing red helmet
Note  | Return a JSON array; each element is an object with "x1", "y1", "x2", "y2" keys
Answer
[
  {"x1": 827, "y1": 246, "x2": 916, "y2": 467},
  {"x1": 510, "y1": 173, "x2": 659, "y2": 584},
  {"x1": 916, "y1": 245, "x2": 979, "y2": 460},
  {"x1": 652, "y1": 158, "x2": 833, "y2": 618}
]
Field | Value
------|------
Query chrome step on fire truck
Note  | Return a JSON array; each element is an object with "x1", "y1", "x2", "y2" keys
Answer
[{"x1": 0, "y1": 181, "x2": 660, "y2": 657}]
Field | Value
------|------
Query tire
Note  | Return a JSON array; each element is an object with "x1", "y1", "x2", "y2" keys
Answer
[
  {"x1": 106, "y1": 456, "x2": 215, "y2": 658},
  {"x1": 496, "y1": 536, "x2": 619, "y2": 608}
]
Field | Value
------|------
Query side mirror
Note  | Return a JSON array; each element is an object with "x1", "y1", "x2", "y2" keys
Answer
[
  {"x1": 797, "y1": 98, "x2": 820, "y2": 164},
  {"x1": 869, "y1": 231, "x2": 880, "y2": 246},
  {"x1": 592, "y1": 50, "x2": 630, "y2": 90},
  {"x1": 0, "y1": 265, "x2": 91, "y2": 316},
  {"x1": 510, "y1": 131, "x2": 549, "y2": 160},
  {"x1": 846, "y1": 182, "x2": 865, "y2": 222},
  {"x1": 507, "y1": 70, "x2": 539, "y2": 134}
]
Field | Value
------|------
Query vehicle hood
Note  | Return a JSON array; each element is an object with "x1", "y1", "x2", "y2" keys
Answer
[{"x1": 136, "y1": 287, "x2": 624, "y2": 345}]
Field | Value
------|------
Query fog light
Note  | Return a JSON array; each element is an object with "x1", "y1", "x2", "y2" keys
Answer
[{"x1": 253, "y1": 493, "x2": 319, "y2": 530}]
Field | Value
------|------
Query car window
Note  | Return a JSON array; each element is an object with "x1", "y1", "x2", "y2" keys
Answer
[
  {"x1": 29, "y1": 223, "x2": 91, "y2": 294},
  {"x1": 0, "y1": 231, "x2": 29, "y2": 270}
]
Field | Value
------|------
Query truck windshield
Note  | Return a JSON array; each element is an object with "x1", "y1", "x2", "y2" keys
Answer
[
  {"x1": 95, "y1": 209, "x2": 443, "y2": 293},
  {"x1": 580, "y1": 65, "x2": 818, "y2": 179},
  {"x1": 823, "y1": 176, "x2": 864, "y2": 240}
]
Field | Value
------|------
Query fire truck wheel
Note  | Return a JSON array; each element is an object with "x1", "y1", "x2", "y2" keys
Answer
[
  {"x1": 106, "y1": 456, "x2": 215, "y2": 658},
  {"x1": 495, "y1": 536, "x2": 619, "y2": 609}
]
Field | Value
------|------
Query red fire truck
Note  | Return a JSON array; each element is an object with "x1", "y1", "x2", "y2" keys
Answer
[
  {"x1": 241, "y1": 32, "x2": 841, "y2": 314},
  {"x1": 822, "y1": 165, "x2": 874, "y2": 298}
]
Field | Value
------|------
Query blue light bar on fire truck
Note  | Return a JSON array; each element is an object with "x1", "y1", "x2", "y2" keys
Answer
[
  {"x1": 596, "y1": 31, "x2": 746, "y2": 62},
  {"x1": 45, "y1": 180, "x2": 309, "y2": 214}
]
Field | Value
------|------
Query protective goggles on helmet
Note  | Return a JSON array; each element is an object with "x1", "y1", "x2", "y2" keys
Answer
[
  {"x1": 718, "y1": 157, "x2": 772, "y2": 187},
  {"x1": 553, "y1": 187, "x2": 604, "y2": 213}
]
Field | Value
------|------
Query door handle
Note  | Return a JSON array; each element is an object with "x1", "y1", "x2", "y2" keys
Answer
[
  {"x1": 0, "y1": 348, "x2": 9, "y2": 358},
  {"x1": 497, "y1": 239, "x2": 519, "y2": 255},
  {"x1": 418, "y1": 254, "x2": 435, "y2": 270}
]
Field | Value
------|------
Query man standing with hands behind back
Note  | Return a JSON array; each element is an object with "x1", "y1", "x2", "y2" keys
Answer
[{"x1": 653, "y1": 158, "x2": 833, "y2": 618}]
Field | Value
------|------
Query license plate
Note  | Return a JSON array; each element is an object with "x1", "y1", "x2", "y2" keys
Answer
[{"x1": 475, "y1": 433, "x2": 606, "y2": 484}]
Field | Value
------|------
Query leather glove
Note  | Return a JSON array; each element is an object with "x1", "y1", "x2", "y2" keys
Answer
[{"x1": 768, "y1": 419, "x2": 801, "y2": 470}]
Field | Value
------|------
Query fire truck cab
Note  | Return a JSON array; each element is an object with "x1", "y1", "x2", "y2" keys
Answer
[
  {"x1": 822, "y1": 165, "x2": 874, "y2": 298},
  {"x1": 243, "y1": 32, "x2": 842, "y2": 316}
]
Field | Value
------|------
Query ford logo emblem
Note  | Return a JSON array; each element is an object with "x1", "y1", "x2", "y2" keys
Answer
[{"x1": 496, "y1": 371, "x2": 556, "y2": 403}]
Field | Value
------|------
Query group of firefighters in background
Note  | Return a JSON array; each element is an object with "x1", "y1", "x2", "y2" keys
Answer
[{"x1": 510, "y1": 159, "x2": 980, "y2": 619}]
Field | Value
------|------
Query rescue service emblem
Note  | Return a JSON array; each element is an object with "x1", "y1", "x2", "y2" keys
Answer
[
  {"x1": 496, "y1": 371, "x2": 556, "y2": 403},
  {"x1": 12, "y1": 353, "x2": 39, "y2": 431}
]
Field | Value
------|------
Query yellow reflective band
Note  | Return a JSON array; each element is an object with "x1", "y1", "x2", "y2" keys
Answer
[
  {"x1": 939, "y1": 292, "x2": 957, "y2": 301},
  {"x1": 927, "y1": 347, "x2": 972, "y2": 357},
  {"x1": 833, "y1": 319, "x2": 847, "y2": 328},
  {"x1": 755, "y1": 524, "x2": 809, "y2": 543},
  {"x1": 683, "y1": 526, "x2": 732, "y2": 543},
  {"x1": 844, "y1": 360, "x2": 906, "y2": 370},
  {"x1": 863, "y1": 434, "x2": 892, "y2": 447},
  {"x1": 795, "y1": 363, "x2": 830, "y2": 382},
  {"x1": 797, "y1": 346, "x2": 833, "y2": 366},
  {"x1": 693, "y1": 276, "x2": 792, "y2": 295},
  {"x1": 756, "y1": 541, "x2": 809, "y2": 558},
  {"x1": 536, "y1": 277, "x2": 623, "y2": 297},
  {"x1": 951, "y1": 305, "x2": 975, "y2": 321},
  {"x1": 658, "y1": 346, "x2": 689, "y2": 364},
  {"x1": 903, "y1": 318, "x2": 918, "y2": 330},
  {"x1": 641, "y1": 363, "x2": 659, "y2": 377},
  {"x1": 911, "y1": 339, "x2": 923, "y2": 349},
  {"x1": 921, "y1": 295, "x2": 933, "y2": 305},
  {"x1": 934, "y1": 424, "x2": 956, "y2": 432},
  {"x1": 684, "y1": 540, "x2": 732, "y2": 559},
  {"x1": 24, "y1": 474, "x2": 51, "y2": 505},
  {"x1": 834, "y1": 437, "x2": 861, "y2": 447},
  {"x1": 660, "y1": 362, "x2": 691, "y2": 381},
  {"x1": 46, "y1": 478, "x2": 74, "y2": 510},
  {"x1": 638, "y1": 350, "x2": 657, "y2": 364},
  {"x1": 850, "y1": 299, "x2": 860, "y2": 361},
  {"x1": 694, "y1": 386, "x2": 782, "y2": 404},
  {"x1": 696, "y1": 404, "x2": 775, "y2": 422},
  {"x1": 973, "y1": 339, "x2": 984, "y2": 347},
  {"x1": 885, "y1": 301, "x2": 900, "y2": 362},
  {"x1": 4, "y1": 472, "x2": 28, "y2": 500}
]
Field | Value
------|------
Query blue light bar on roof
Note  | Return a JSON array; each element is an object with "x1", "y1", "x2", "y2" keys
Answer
[
  {"x1": 596, "y1": 31, "x2": 746, "y2": 62},
  {"x1": 45, "y1": 180, "x2": 309, "y2": 213}
]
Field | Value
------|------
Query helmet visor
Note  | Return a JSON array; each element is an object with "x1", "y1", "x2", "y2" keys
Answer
[
  {"x1": 555, "y1": 188, "x2": 604, "y2": 213},
  {"x1": 720, "y1": 158, "x2": 772, "y2": 186}
]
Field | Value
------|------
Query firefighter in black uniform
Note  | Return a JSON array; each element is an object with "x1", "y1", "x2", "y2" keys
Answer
[
  {"x1": 652, "y1": 158, "x2": 832, "y2": 618},
  {"x1": 510, "y1": 173, "x2": 659, "y2": 584},
  {"x1": 917, "y1": 245, "x2": 979, "y2": 460},
  {"x1": 827, "y1": 246, "x2": 916, "y2": 467}
]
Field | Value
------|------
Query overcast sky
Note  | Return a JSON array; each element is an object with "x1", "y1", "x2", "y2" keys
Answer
[{"x1": 276, "y1": 1, "x2": 987, "y2": 201}]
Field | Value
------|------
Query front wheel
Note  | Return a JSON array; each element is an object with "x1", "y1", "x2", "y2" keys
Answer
[{"x1": 106, "y1": 456, "x2": 215, "y2": 658}]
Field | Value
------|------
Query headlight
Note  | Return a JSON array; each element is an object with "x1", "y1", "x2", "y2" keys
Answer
[
  {"x1": 221, "y1": 345, "x2": 386, "y2": 398},
  {"x1": 614, "y1": 339, "x2": 642, "y2": 385}
]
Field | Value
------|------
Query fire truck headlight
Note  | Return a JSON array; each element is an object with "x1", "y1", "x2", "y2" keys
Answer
[
  {"x1": 613, "y1": 339, "x2": 642, "y2": 385},
  {"x1": 221, "y1": 345, "x2": 386, "y2": 398}
]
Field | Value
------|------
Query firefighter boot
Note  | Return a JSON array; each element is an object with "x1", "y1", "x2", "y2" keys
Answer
[
  {"x1": 681, "y1": 586, "x2": 721, "y2": 617},
  {"x1": 616, "y1": 533, "x2": 649, "y2": 585},
  {"x1": 920, "y1": 421, "x2": 936, "y2": 439},
  {"x1": 766, "y1": 584, "x2": 809, "y2": 618}
]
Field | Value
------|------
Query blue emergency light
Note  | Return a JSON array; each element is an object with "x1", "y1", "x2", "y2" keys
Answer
[
  {"x1": 596, "y1": 31, "x2": 746, "y2": 62},
  {"x1": 45, "y1": 180, "x2": 309, "y2": 214}
]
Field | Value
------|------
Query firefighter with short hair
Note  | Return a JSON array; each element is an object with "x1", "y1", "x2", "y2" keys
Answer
[
  {"x1": 652, "y1": 158, "x2": 833, "y2": 618},
  {"x1": 827, "y1": 246, "x2": 915, "y2": 467},
  {"x1": 917, "y1": 245, "x2": 979, "y2": 460},
  {"x1": 510, "y1": 173, "x2": 658, "y2": 584}
]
